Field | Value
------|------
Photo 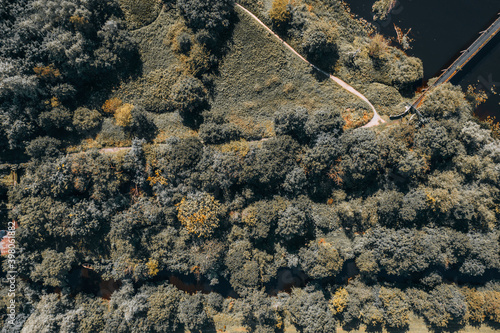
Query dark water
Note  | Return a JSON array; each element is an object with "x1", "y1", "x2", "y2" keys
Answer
[{"x1": 345, "y1": 0, "x2": 500, "y2": 120}]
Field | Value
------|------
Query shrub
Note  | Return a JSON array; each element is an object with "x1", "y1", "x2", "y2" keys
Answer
[
  {"x1": 118, "y1": 0, "x2": 161, "y2": 29},
  {"x1": 304, "y1": 107, "x2": 344, "y2": 139},
  {"x1": 243, "y1": 135, "x2": 300, "y2": 189},
  {"x1": 177, "y1": 0, "x2": 234, "y2": 37},
  {"x1": 274, "y1": 106, "x2": 309, "y2": 142},
  {"x1": 128, "y1": 105, "x2": 158, "y2": 141},
  {"x1": 25, "y1": 136, "x2": 62, "y2": 160},
  {"x1": 389, "y1": 56, "x2": 424, "y2": 92},
  {"x1": 184, "y1": 42, "x2": 215, "y2": 76},
  {"x1": 140, "y1": 68, "x2": 178, "y2": 113},
  {"x1": 170, "y1": 76, "x2": 208, "y2": 127},
  {"x1": 114, "y1": 103, "x2": 134, "y2": 127},
  {"x1": 38, "y1": 106, "x2": 72, "y2": 132},
  {"x1": 97, "y1": 118, "x2": 129, "y2": 146},
  {"x1": 176, "y1": 192, "x2": 223, "y2": 237},
  {"x1": 270, "y1": 0, "x2": 292, "y2": 31},
  {"x1": 199, "y1": 122, "x2": 242, "y2": 144},
  {"x1": 367, "y1": 34, "x2": 389, "y2": 59},
  {"x1": 102, "y1": 98, "x2": 123, "y2": 114},
  {"x1": 72, "y1": 107, "x2": 103, "y2": 132},
  {"x1": 301, "y1": 22, "x2": 339, "y2": 67},
  {"x1": 177, "y1": 32, "x2": 192, "y2": 54}
]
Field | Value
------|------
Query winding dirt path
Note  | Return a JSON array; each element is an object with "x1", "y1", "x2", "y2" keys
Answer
[{"x1": 235, "y1": 4, "x2": 384, "y2": 128}]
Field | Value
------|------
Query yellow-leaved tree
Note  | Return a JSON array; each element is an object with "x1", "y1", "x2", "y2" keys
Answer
[
  {"x1": 269, "y1": 0, "x2": 291, "y2": 30},
  {"x1": 176, "y1": 192, "x2": 222, "y2": 237},
  {"x1": 114, "y1": 103, "x2": 134, "y2": 127}
]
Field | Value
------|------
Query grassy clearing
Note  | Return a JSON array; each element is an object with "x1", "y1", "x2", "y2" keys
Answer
[
  {"x1": 211, "y1": 7, "x2": 371, "y2": 140},
  {"x1": 106, "y1": 7, "x2": 196, "y2": 144},
  {"x1": 240, "y1": 0, "x2": 419, "y2": 108}
]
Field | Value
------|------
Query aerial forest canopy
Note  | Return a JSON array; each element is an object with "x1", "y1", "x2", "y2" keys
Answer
[{"x1": 0, "y1": 0, "x2": 500, "y2": 332}]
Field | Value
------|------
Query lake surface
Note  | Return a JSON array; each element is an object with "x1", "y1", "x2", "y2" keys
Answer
[{"x1": 345, "y1": 0, "x2": 500, "y2": 120}]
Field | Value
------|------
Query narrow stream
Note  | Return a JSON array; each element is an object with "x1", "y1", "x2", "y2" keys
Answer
[{"x1": 345, "y1": 0, "x2": 500, "y2": 119}]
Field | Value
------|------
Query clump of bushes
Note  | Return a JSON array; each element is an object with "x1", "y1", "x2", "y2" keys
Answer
[
  {"x1": 72, "y1": 107, "x2": 103, "y2": 133},
  {"x1": 372, "y1": 0, "x2": 397, "y2": 21},
  {"x1": 170, "y1": 76, "x2": 209, "y2": 127},
  {"x1": 302, "y1": 21, "x2": 339, "y2": 69}
]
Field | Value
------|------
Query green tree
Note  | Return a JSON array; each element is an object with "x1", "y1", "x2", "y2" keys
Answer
[
  {"x1": 25, "y1": 136, "x2": 62, "y2": 160},
  {"x1": 301, "y1": 22, "x2": 339, "y2": 69},
  {"x1": 72, "y1": 107, "x2": 103, "y2": 133},
  {"x1": 242, "y1": 289, "x2": 279, "y2": 333},
  {"x1": 177, "y1": 0, "x2": 234, "y2": 36},
  {"x1": 178, "y1": 292, "x2": 210, "y2": 332},
  {"x1": 170, "y1": 76, "x2": 208, "y2": 127},
  {"x1": 270, "y1": 0, "x2": 292, "y2": 31},
  {"x1": 273, "y1": 106, "x2": 309, "y2": 143},
  {"x1": 299, "y1": 238, "x2": 344, "y2": 279},
  {"x1": 30, "y1": 248, "x2": 77, "y2": 288},
  {"x1": 304, "y1": 107, "x2": 344, "y2": 140},
  {"x1": 378, "y1": 287, "x2": 410, "y2": 329},
  {"x1": 287, "y1": 286, "x2": 337, "y2": 333}
]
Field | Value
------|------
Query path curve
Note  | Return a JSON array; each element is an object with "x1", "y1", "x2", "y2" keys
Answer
[{"x1": 235, "y1": 4, "x2": 384, "y2": 128}]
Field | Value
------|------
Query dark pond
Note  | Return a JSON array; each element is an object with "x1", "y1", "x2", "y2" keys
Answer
[{"x1": 345, "y1": 0, "x2": 500, "y2": 120}]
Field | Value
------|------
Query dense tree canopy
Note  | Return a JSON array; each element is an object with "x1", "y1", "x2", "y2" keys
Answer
[{"x1": 1, "y1": 0, "x2": 500, "y2": 332}]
